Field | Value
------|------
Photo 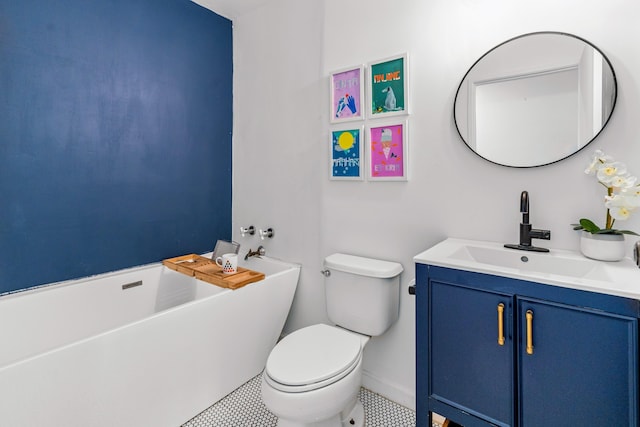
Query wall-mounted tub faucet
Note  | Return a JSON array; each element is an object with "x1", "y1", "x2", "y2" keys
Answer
[
  {"x1": 245, "y1": 246, "x2": 266, "y2": 260},
  {"x1": 259, "y1": 228, "x2": 274, "y2": 240},
  {"x1": 240, "y1": 225, "x2": 255, "y2": 237},
  {"x1": 504, "y1": 191, "x2": 551, "y2": 252}
]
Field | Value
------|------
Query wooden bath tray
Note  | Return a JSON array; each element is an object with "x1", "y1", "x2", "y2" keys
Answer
[
  {"x1": 193, "y1": 264, "x2": 265, "y2": 289},
  {"x1": 162, "y1": 254, "x2": 213, "y2": 275},
  {"x1": 162, "y1": 254, "x2": 265, "y2": 290}
]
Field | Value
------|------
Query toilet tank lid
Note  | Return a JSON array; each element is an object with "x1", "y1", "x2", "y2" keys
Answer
[{"x1": 324, "y1": 253, "x2": 403, "y2": 278}]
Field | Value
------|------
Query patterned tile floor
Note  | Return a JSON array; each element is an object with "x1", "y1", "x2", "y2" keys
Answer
[{"x1": 182, "y1": 374, "x2": 416, "y2": 427}]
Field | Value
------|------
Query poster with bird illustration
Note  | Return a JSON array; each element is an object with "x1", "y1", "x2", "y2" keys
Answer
[{"x1": 368, "y1": 54, "x2": 408, "y2": 118}]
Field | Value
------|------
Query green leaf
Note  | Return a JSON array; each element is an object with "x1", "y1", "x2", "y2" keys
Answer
[
  {"x1": 578, "y1": 218, "x2": 601, "y2": 233},
  {"x1": 615, "y1": 230, "x2": 640, "y2": 236},
  {"x1": 573, "y1": 219, "x2": 639, "y2": 235},
  {"x1": 593, "y1": 229, "x2": 620, "y2": 235}
]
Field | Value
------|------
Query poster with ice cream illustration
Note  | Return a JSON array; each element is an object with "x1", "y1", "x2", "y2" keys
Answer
[
  {"x1": 330, "y1": 66, "x2": 364, "y2": 123},
  {"x1": 331, "y1": 127, "x2": 364, "y2": 180},
  {"x1": 367, "y1": 121, "x2": 408, "y2": 181}
]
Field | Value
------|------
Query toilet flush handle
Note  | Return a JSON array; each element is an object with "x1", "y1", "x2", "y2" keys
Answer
[{"x1": 320, "y1": 269, "x2": 331, "y2": 277}]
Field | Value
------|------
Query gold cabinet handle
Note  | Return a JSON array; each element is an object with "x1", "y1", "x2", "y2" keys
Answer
[
  {"x1": 526, "y1": 310, "x2": 534, "y2": 355},
  {"x1": 497, "y1": 303, "x2": 505, "y2": 345}
]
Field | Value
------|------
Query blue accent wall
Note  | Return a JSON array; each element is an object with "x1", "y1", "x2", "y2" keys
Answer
[{"x1": 0, "y1": 0, "x2": 233, "y2": 294}]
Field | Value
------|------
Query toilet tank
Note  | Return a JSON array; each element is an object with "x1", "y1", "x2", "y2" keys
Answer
[{"x1": 324, "y1": 253, "x2": 403, "y2": 336}]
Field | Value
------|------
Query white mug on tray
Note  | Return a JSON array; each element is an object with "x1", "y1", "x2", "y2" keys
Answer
[{"x1": 215, "y1": 253, "x2": 238, "y2": 274}]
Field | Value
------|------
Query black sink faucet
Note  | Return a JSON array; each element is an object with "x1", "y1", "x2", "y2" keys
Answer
[{"x1": 505, "y1": 191, "x2": 551, "y2": 252}]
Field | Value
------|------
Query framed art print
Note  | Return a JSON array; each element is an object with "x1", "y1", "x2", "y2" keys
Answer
[
  {"x1": 368, "y1": 54, "x2": 408, "y2": 118},
  {"x1": 330, "y1": 66, "x2": 364, "y2": 123},
  {"x1": 367, "y1": 120, "x2": 408, "y2": 181},
  {"x1": 330, "y1": 126, "x2": 364, "y2": 180}
]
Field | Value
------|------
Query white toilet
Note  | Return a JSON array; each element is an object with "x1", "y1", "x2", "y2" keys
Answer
[{"x1": 261, "y1": 253, "x2": 403, "y2": 427}]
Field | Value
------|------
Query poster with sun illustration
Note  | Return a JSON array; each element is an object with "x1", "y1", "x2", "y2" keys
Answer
[
  {"x1": 331, "y1": 127, "x2": 363, "y2": 180},
  {"x1": 367, "y1": 121, "x2": 408, "y2": 181}
]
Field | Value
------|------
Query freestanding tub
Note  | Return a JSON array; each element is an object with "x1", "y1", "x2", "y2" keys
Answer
[{"x1": 0, "y1": 255, "x2": 300, "y2": 427}]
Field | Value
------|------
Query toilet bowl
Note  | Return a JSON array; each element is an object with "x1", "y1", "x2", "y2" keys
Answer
[
  {"x1": 261, "y1": 324, "x2": 369, "y2": 427},
  {"x1": 261, "y1": 254, "x2": 403, "y2": 427}
]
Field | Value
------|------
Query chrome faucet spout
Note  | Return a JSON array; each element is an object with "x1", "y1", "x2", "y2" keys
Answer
[{"x1": 244, "y1": 246, "x2": 266, "y2": 260}]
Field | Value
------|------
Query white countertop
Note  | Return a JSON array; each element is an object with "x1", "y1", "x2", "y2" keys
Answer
[{"x1": 414, "y1": 238, "x2": 640, "y2": 300}]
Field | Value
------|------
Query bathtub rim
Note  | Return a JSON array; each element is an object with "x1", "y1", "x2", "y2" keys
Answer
[
  {"x1": 0, "y1": 255, "x2": 301, "y2": 372},
  {"x1": 0, "y1": 261, "x2": 161, "y2": 300},
  {"x1": 0, "y1": 254, "x2": 300, "y2": 300}
]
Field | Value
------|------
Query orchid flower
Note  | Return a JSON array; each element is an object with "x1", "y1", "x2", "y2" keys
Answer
[
  {"x1": 584, "y1": 149, "x2": 614, "y2": 174},
  {"x1": 573, "y1": 150, "x2": 640, "y2": 235}
]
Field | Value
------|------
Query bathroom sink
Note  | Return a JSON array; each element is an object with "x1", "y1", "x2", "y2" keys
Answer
[
  {"x1": 449, "y1": 244, "x2": 599, "y2": 278},
  {"x1": 414, "y1": 238, "x2": 640, "y2": 299}
]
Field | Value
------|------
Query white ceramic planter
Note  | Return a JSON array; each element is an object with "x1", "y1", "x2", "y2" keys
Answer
[{"x1": 580, "y1": 231, "x2": 626, "y2": 262}]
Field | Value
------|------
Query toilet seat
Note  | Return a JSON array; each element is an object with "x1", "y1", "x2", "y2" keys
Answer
[{"x1": 264, "y1": 324, "x2": 363, "y2": 393}]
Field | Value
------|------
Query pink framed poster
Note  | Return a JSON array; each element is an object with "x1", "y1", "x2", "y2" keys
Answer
[
  {"x1": 367, "y1": 120, "x2": 408, "y2": 181},
  {"x1": 330, "y1": 65, "x2": 364, "y2": 123}
]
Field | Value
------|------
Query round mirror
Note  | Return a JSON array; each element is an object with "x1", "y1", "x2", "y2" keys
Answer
[{"x1": 454, "y1": 32, "x2": 617, "y2": 168}]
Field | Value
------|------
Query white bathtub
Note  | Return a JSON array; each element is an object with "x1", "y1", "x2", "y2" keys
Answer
[{"x1": 0, "y1": 255, "x2": 300, "y2": 427}]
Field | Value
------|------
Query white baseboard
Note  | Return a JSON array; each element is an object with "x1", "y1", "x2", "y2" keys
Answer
[{"x1": 361, "y1": 370, "x2": 416, "y2": 411}]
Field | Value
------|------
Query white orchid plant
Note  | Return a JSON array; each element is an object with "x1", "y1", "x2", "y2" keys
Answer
[{"x1": 572, "y1": 150, "x2": 640, "y2": 235}]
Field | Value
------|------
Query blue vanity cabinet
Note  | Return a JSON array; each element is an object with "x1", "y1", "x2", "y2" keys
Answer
[
  {"x1": 517, "y1": 298, "x2": 638, "y2": 426},
  {"x1": 416, "y1": 263, "x2": 640, "y2": 427},
  {"x1": 429, "y1": 280, "x2": 513, "y2": 426}
]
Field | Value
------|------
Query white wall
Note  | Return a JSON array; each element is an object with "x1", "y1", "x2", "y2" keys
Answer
[
  {"x1": 232, "y1": 0, "x2": 640, "y2": 410},
  {"x1": 231, "y1": 0, "x2": 329, "y2": 333}
]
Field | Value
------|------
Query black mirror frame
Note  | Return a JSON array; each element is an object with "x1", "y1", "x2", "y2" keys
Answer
[{"x1": 453, "y1": 31, "x2": 618, "y2": 168}]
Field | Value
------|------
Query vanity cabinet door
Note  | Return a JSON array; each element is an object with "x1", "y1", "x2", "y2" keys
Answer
[
  {"x1": 518, "y1": 298, "x2": 638, "y2": 426},
  {"x1": 430, "y1": 280, "x2": 513, "y2": 426}
]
